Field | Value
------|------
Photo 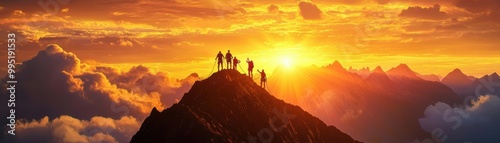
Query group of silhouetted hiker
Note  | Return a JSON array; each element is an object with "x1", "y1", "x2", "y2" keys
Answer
[{"x1": 215, "y1": 50, "x2": 266, "y2": 88}]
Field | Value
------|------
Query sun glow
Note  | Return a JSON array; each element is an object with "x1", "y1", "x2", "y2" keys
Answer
[{"x1": 283, "y1": 57, "x2": 293, "y2": 68}]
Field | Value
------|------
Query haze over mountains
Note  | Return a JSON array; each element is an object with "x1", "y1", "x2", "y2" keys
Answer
[{"x1": 268, "y1": 61, "x2": 500, "y2": 143}]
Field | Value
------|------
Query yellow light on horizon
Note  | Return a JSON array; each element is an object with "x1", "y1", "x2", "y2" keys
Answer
[{"x1": 283, "y1": 57, "x2": 293, "y2": 68}]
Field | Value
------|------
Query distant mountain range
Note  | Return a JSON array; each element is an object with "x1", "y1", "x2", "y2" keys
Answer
[
  {"x1": 349, "y1": 63, "x2": 441, "y2": 81},
  {"x1": 131, "y1": 70, "x2": 360, "y2": 143},
  {"x1": 268, "y1": 61, "x2": 463, "y2": 143},
  {"x1": 441, "y1": 68, "x2": 499, "y2": 100}
]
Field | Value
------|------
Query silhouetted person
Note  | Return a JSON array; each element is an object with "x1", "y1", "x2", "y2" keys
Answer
[
  {"x1": 225, "y1": 50, "x2": 233, "y2": 69},
  {"x1": 257, "y1": 69, "x2": 266, "y2": 88},
  {"x1": 233, "y1": 56, "x2": 240, "y2": 70},
  {"x1": 247, "y1": 58, "x2": 254, "y2": 77},
  {"x1": 215, "y1": 51, "x2": 224, "y2": 71}
]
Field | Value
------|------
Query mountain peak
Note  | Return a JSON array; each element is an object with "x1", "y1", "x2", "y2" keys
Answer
[
  {"x1": 492, "y1": 72, "x2": 499, "y2": 77},
  {"x1": 333, "y1": 60, "x2": 341, "y2": 65},
  {"x1": 451, "y1": 68, "x2": 463, "y2": 74},
  {"x1": 442, "y1": 68, "x2": 473, "y2": 86},
  {"x1": 367, "y1": 66, "x2": 393, "y2": 83},
  {"x1": 395, "y1": 63, "x2": 411, "y2": 70},
  {"x1": 326, "y1": 60, "x2": 347, "y2": 72},
  {"x1": 386, "y1": 63, "x2": 420, "y2": 80},
  {"x1": 332, "y1": 60, "x2": 344, "y2": 69},
  {"x1": 372, "y1": 66, "x2": 384, "y2": 73},
  {"x1": 131, "y1": 69, "x2": 359, "y2": 143},
  {"x1": 178, "y1": 69, "x2": 263, "y2": 105}
]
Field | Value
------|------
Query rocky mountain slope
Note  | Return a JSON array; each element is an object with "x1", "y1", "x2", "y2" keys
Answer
[{"x1": 131, "y1": 70, "x2": 360, "y2": 143}]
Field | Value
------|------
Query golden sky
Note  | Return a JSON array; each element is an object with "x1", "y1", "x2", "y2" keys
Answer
[{"x1": 1, "y1": 0, "x2": 499, "y2": 78}]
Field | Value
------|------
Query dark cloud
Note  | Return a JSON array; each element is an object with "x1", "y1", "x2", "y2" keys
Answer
[
  {"x1": 419, "y1": 95, "x2": 500, "y2": 142},
  {"x1": 455, "y1": 0, "x2": 500, "y2": 23},
  {"x1": 454, "y1": 0, "x2": 496, "y2": 13},
  {"x1": 326, "y1": 0, "x2": 364, "y2": 5},
  {"x1": 0, "y1": 44, "x2": 155, "y2": 121},
  {"x1": 0, "y1": 44, "x2": 199, "y2": 142},
  {"x1": 399, "y1": 4, "x2": 448, "y2": 20},
  {"x1": 0, "y1": 44, "x2": 197, "y2": 121},
  {"x1": 298, "y1": 1, "x2": 322, "y2": 20},
  {"x1": 297, "y1": 0, "x2": 456, "y2": 5},
  {"x1": 0, "y1": 0, "x2": 244, "y2": 20},
  {"x1": 0, "y1": 0, "x2": 140, "y2": 18}
]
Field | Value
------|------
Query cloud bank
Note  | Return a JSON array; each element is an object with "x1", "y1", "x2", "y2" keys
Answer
[
  {"x1": 419, "y1": 95, "x2": 500, "y2": 142},
  {"x1": 8, "y1": 115, "x2": 140, "y2": 143},
  {"x1": 399, "y1": 4, "x2": 448, "y2": 20},
  {"x1": 1, "y1": 44, "x2": 199, "y2": 142}
]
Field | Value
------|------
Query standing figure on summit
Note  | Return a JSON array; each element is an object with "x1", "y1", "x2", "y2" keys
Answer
[
  {"x1": 246, "y1": 58, "x2": 254, "y2": 78},
  {"x1": 257, "y1": 69, "x2": 266, "y2": 88},
  {"x1": 225, "y1": 50, "x2": 233, "y2": 69},
  {"x1": 215, "y1": 51, "x2": 224, "y2": 71},
  {"x1": 233, "y1": 56, "x2": 240, "y2": 70}
]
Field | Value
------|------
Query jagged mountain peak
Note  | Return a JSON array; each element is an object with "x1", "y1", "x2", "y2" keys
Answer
[
  {"x1": 491, "y1": 72, "x2": 499, "y2": 77},
  {"x1": 326, "y1": 60, "x2": 347, "y2": 72},
  {"x1": 386, "y1": 63, "x2": 420, "y2": 80},
  {"x1": 333, "y1": 60, "x2": 342, "y2": 67},
  {"x1": 450, "y1": 68, "x2": 464, "y2": 75},
  {"x1": 367, "y1": 66, "x2": 393, "y2": 84},
  {"x1": 442, "y1": 68, "x2": 473, "y2": 85},
  {"x1": 372, "y1": 66, "x2": 385, "y2": 73},
  {"x1": 393, "y1": 63, "x2": 412, "y2": 71}
]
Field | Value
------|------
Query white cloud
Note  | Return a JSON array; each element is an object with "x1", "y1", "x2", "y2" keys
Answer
[{"x1": 10, "y1": 115, "x2": 140, "y2": 143}]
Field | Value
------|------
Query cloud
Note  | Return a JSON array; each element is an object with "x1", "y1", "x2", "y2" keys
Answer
[
  {"x1": 0, "y1": 44, "x2": 198, "y2": 122},
  {"x1": 13, "y1": 10, "x2": 25, "y2": 16},
  {"x1": 118, "y1": 39, "x2": 134, "y2": 47},
  {"x1": 95, "y1": 65, "x2": 199, "y2": 107},
  {"x1": 455, "y1": 0, "x2": 500, "y2": 23},
  {"x1": 454, "y1": 0, "x2": 497, "y2": 13},
  {"x1": 435, "y1": 24, "x2": 467, "y2": 31},
  {"x1": 399, "y1": 4, "x2": 448, "y2": 20},
  {"x1": 0, "y1": 0, "x2": 140, "y2": 19},
  {"x1": 7, "y1": 115, "x2": 140, "y2": 143},
  {"x1": 298, "y1": 1, "x2": 322, "y2": 20},
  {"x1": 173, "y1": 41, "x2": 204, "y2": 46},
  {"x1": 324, "y1": 0, "x2": 364, "y2": 5},
  {"x1": 267, "y1": 4, "x2": 279, "y2": 14},
  {"x1": 418, "y1": 95, "x2": 500, "y2": 142}
]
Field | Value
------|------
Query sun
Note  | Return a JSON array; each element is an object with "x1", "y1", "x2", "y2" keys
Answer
[{"x1": 282, "y1": 57, "x2": 294, "y2": 69}]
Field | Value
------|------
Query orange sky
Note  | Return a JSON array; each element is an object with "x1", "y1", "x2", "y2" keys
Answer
[{"x1": 0, "y1": 0, "x2": 499, "y2": 78}]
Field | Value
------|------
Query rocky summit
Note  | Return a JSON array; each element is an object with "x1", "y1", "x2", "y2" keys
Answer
[{"x1": 131, "y1": 70, "x2": 360, "y2": 143}]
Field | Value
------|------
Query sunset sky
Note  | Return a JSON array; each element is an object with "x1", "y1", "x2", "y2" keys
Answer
[{"x1": 1, "y1": 0, "x2": 499, "y2": 78}]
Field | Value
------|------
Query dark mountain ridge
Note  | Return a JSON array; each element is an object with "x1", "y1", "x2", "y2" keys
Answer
[{"x1": 131, "y1": 70, "x2": 360, "y2": 143}]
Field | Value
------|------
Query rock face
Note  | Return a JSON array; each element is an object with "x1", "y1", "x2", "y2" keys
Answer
[{"x1": 130, "y1": 70, "x2": 360, "y2": 143}]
